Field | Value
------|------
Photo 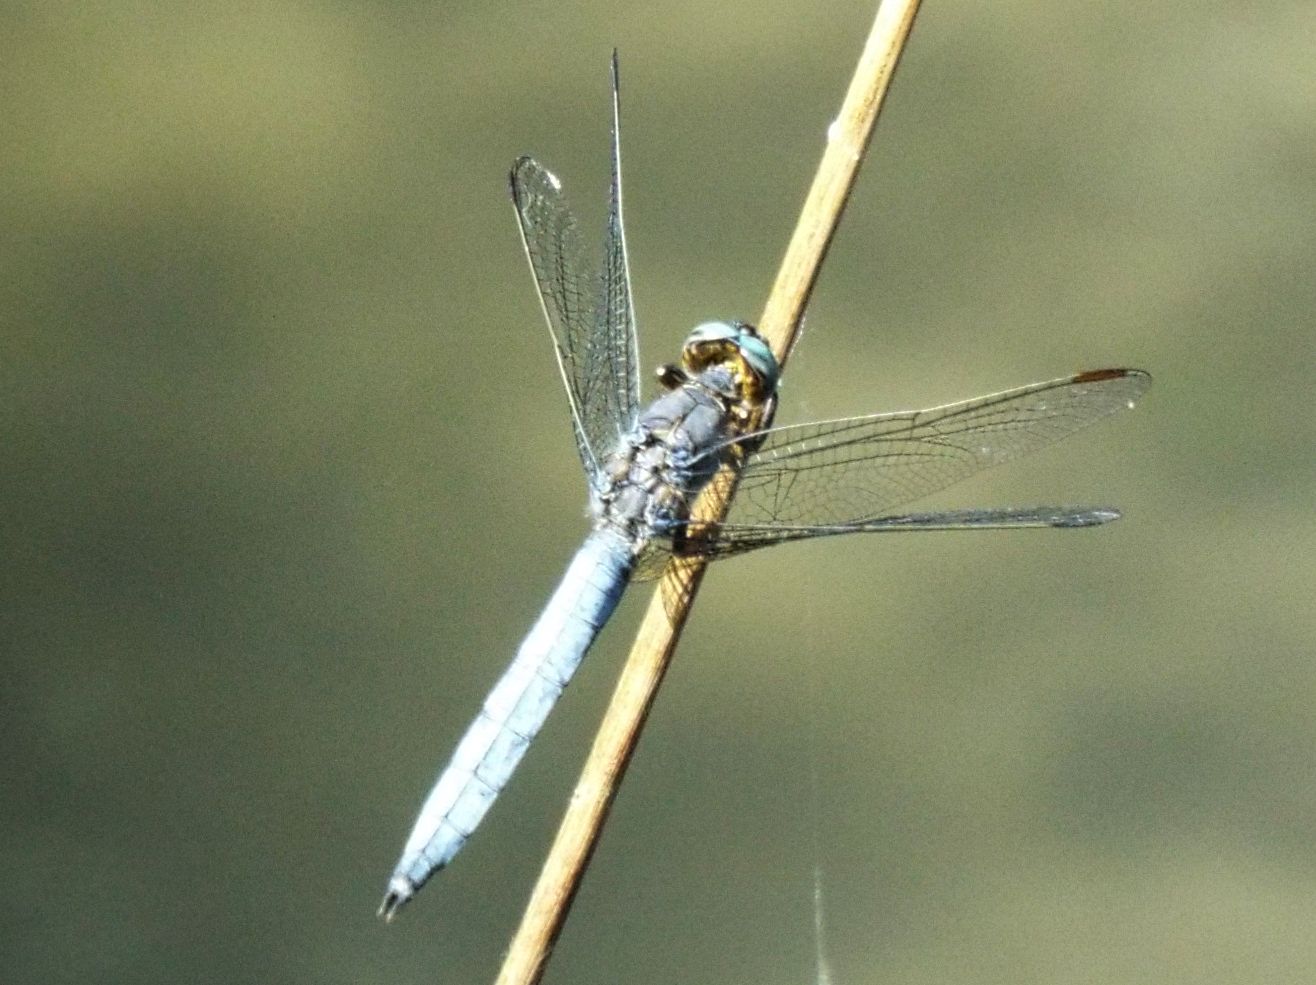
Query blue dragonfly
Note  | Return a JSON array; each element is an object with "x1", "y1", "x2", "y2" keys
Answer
[{"x1": 379, "y1": 55, "x2": 1150, "y2": 919}]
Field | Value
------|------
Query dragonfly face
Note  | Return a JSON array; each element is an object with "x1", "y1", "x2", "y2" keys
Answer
[{"x1": 681, "y1": 320, "x2": 780, "y2": 400}]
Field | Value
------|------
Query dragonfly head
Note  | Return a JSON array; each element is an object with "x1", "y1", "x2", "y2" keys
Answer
[{"x1": 681, "y1": 321, "x2": 780, "y2": 403}]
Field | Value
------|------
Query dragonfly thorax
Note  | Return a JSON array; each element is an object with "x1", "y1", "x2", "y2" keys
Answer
[{"x1": 593, "y1": 354, "x2": 773, "y2": 552}]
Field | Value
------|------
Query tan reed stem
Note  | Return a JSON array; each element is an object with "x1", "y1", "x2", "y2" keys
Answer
[{"x1": 493, "y1": 3, "x2": 923, "y2": 982}]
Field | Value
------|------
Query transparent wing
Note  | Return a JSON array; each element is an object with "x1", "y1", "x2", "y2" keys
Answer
[
  {"x1": 509, "y1": 159, "x2": 598, "y2": 476},
  {"x1": 673, "y1": 506, "x2": 1124, "y2": 565},
  {"x1": 508, "y1": 55, "x2": 640, "y2": 481},
  {"x1": 595, "y1": 51, "x2": 641, "y2": 448},
  {"x1": 672, "y1": 368, "x2": 1150, "y2": 560}
]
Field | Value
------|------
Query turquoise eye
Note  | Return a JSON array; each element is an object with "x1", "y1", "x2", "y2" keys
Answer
[{"x1": 734, "y1": 330, "x2": 779, "y2": 393}]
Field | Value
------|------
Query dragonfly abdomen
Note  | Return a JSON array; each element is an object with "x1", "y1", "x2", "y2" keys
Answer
[{"x1": 380, "y1": 529, "x2": 634, "y2": 918}]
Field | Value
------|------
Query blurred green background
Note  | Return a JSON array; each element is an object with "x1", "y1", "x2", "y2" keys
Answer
[{"x1": 5, "y1": 2, "x2": 1313, "y2": 983}]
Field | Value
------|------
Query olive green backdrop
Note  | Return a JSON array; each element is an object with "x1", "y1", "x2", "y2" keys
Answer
[{"x1": 5, "y1": 3, "x2": 1312, "y2": 983}]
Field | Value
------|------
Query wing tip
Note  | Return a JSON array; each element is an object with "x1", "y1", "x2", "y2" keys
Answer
[
  {"x1": 1073, "y1": 367, "x2": 1153, "y2": 386},
  {"x1": 509, "y1": 156, "x2": 562, "y2": 204},
  {"x1": 1053, "y1": 508, "x2": 1122, "y2": 527}
]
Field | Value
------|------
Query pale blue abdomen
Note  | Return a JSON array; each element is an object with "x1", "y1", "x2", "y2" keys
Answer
[{"x1": 382, "y1": 530, "x2": 633, "y2": 910}]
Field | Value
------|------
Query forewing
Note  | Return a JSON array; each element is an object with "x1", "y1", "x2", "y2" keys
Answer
[
  {"x1": 509, "y1": 156, "x2": 602, "y2": 478},
  {"x1": 710, "y1": 368, "x2": 1151, "y2": 532}
]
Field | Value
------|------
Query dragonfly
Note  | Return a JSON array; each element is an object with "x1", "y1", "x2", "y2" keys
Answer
[{"x1": 379, "y1": 53, "x2": 1150, "y2": 920}]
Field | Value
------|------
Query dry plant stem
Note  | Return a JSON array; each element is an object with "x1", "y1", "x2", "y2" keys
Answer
[{"x1": 492, "y1": 3, "x2": 923, "y2": 983}]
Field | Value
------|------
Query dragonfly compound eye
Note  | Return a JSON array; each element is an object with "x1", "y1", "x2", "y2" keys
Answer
[{"x1": 731, "y1": 327, "x2": 779, "y2": 397}]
